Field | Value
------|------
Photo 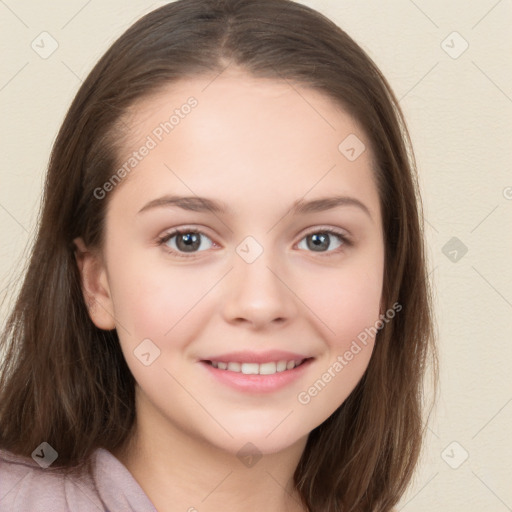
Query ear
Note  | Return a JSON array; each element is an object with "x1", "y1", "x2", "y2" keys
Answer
[{"x1": 73, "y1": 237, "x2": 116, "y2": 330}]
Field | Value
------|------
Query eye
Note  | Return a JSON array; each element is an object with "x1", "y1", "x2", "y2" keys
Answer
[
  {"x1": 157, "y1": 228, "x2": 214, "y2": 258},
  {"x1": 296, "y1": 228, "x2": 350, "y2": 255},
  {"x1": 157, "y1": 226, "x2": 351, "y2": 259}
]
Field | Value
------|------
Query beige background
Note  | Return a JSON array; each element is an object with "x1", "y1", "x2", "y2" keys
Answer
[{"x1": 1, "y1": 0, "x2": 511, "y2": 510}]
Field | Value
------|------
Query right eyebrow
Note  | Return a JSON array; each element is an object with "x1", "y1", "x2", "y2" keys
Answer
[{"x1": 137, "y1": 195, "x2": 232, "y2": 215}]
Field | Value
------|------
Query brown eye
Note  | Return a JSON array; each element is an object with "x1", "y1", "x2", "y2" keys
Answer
[
  {"x1": 297, "y1": 229, "x2": 349, "y2": 254},
  {"x1": 159, "y1": 229, "x2": 214, "y2": 257}
]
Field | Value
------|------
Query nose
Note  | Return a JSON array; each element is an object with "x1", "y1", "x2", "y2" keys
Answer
[{"x1": 221, "y1": 246, "x2": 298, "y2": 330}]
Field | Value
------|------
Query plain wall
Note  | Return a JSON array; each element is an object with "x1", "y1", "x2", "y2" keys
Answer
[{"x1": 1, "y1": 1, "x2": 511, "y2": 510}]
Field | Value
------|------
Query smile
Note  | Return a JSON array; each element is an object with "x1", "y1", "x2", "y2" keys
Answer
[
  {"x1": 200, "y1": 357, "x2": 315, "y2": 394},
  {"x1": 205, "y1": 359, "x2": 309, "y2": 375}
]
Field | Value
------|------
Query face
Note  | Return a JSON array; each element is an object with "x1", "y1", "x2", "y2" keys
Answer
[{"x1": 77, "y1": 69, "x2": 385, "y2": 457}]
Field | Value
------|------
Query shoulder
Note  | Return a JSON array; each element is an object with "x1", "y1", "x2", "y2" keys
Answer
[
  {"x1": 0, "y1": 447, "x2": 103, "y2": 511},
  {"x1": 0, "y1": 446, "x2": 157, "y2": 511}
]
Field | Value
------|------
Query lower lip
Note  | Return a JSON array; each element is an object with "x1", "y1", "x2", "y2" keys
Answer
[{"x1": 199, "y1": 359, "x2": 314, "y2": 394}]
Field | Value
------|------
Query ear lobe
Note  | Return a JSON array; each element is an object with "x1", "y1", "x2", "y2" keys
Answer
[{"x1": 73, "y1": 237, "x2": 116, "y2": 330}]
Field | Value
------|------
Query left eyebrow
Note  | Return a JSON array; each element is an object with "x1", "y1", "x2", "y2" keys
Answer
[
  {"x1": 137, "y1": 194, "x2": 372, "y2": 220},
  {"x1": 290, "y1": 196, "x2": 372, "y2": 219}
]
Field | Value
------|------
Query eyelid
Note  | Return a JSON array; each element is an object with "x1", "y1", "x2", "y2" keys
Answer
[{"x1": 298, "y1": 224, "x2": 352, "y2": 242}]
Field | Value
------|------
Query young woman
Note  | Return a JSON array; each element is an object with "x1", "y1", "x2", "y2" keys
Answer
[{"x1": 0, "y1": 0, "x2": 436, "y2": 510}]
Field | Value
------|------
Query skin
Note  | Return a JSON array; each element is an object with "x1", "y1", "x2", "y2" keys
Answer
[{"x1": 74, "y1": 67, "x2": 385, "y2": 512}]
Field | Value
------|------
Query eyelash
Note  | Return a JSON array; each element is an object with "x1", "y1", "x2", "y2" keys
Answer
[{"x1": 156, "y1": 227, "x2": 352, "y2": 259}]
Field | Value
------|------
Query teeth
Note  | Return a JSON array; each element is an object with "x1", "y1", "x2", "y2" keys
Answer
[
  {"x1": 276, "y1": 360, "x2": 287, "y2": 372},
  {"x1": 209, "y1": 359, "x2": 305, "y2": 375},
  {"x1": 241, "y1": 363, "x2": 259, "y2": 375},
  {"x1": 259, "y1": 362, "x2": 276, "y2": 375}
]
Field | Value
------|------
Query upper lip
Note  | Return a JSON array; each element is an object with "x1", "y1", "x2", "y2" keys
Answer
[{"x1": 200, "y1": 350, "x2": 313, "y2": 364}]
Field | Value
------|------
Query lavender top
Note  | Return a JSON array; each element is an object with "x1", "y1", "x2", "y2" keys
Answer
[{"x1": 0, "y1": 447, "x2": 157, "y2": 511}]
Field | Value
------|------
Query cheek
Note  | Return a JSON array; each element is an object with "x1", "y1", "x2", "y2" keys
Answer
[
  {"x1": 336, "y1": 272, "x2": 381, "y2": 339},
  {"x1": 309, "y1": 260, "x2": 383, "y2": 347},
  {"x1": 295, "y1": 265, "x2": 382, "y2": 418},
  {"x1": 109, "y1": 254, "x2": 215, "y2": 340},
  {"x1": 303, "y1": 254, "x2": 383, "y2": 402},
  {"x1": 108, "y1": 261, "x2": 215, "y2": 393}
]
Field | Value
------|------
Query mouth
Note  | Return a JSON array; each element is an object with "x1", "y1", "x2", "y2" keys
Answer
[
  {"x1": 198, "y1": 357, "x2": 315, "y2": 394},
  {"x1": 201, "y1": 357, "x2": 313, "y2": 375}
]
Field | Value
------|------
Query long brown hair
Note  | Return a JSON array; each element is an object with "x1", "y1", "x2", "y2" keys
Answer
[{"x1": 0, "y1": 1, "x2": 437, "y2": 510}]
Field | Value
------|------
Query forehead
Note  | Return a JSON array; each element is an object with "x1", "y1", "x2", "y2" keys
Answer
[
  {"x1": 124, "y1": 69, "x2": 368, "y2": 155},
  {"x1": 112, "y1": 69, "x2": 380, "y2": 222}
]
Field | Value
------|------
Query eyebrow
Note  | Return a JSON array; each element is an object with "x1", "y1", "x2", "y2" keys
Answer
[{"x1": 137, "y1": 194, "x2": 372, "y2": 219}]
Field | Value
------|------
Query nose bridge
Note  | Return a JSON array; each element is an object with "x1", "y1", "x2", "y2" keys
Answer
[
  {"x1": 235, "y1": 233, "x2": 283, "y2": 295},
  {"x1": 222, "y1": 233, "x2": 296, "y2": 326}
]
